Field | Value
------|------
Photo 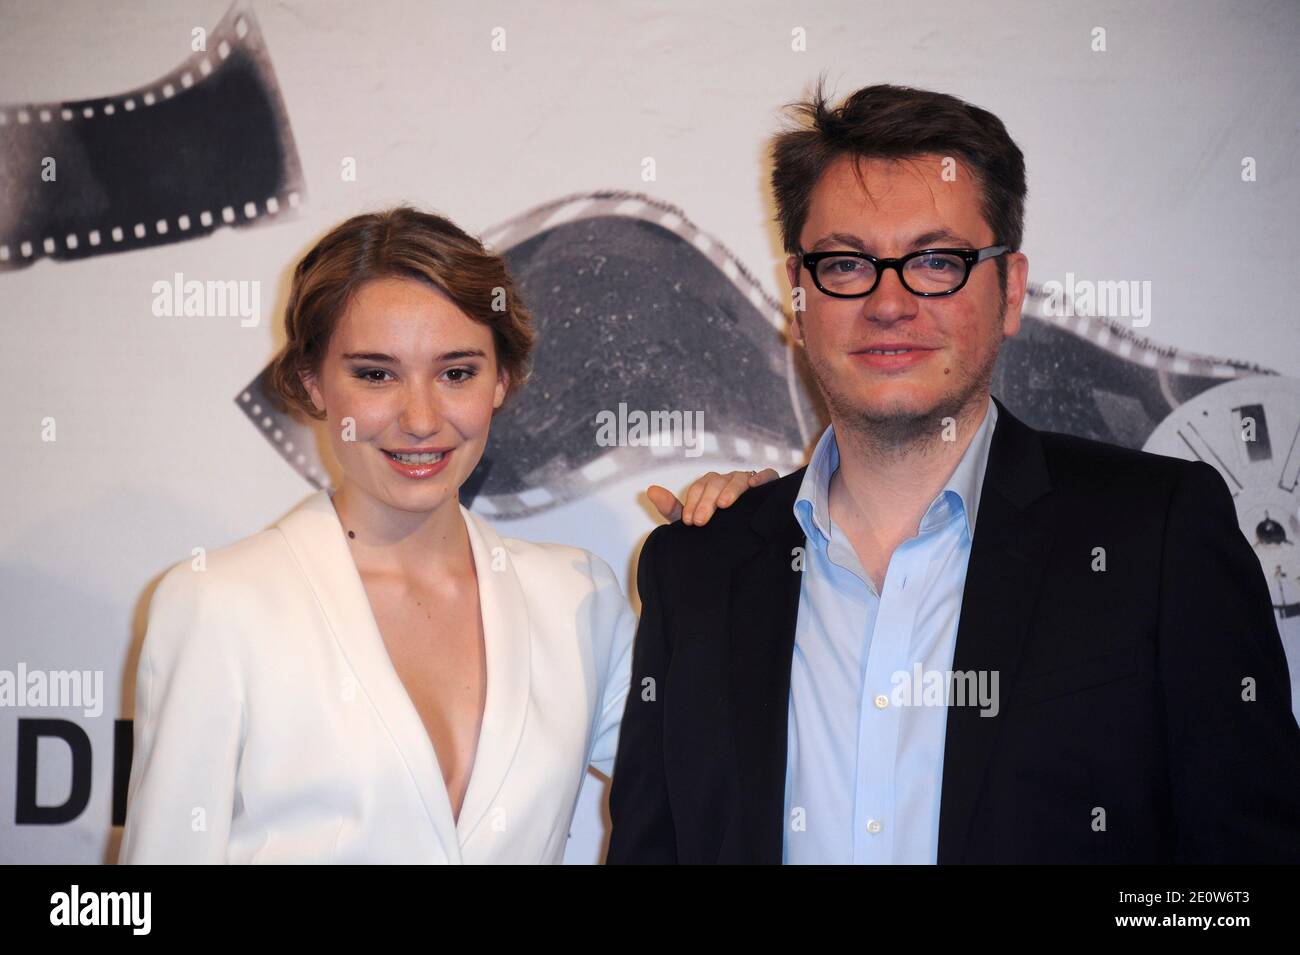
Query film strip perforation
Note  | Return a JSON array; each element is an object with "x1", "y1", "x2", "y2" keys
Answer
[{"x1": 0, "y1": 2, "x2": 300, "y2": 272}]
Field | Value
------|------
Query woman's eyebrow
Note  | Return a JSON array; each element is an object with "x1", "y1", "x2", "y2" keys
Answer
[
  {"x1": 437, "y1": 349, "x2": 488, "y2": 362},
  {"x1": 341, "y1": 348, "x2": 487, "y2": 363}
]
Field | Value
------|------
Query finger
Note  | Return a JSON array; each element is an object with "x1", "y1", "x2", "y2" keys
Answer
[
  {"x1": 700, "y1": 470, "x2": 754, "y2": 520},
  {"x1": 646, "y1": 484, "x2": 683, "y2": 523},
  {"x1": 680, "y1": 472, "x2": 720, "y2": 525},
  {"x1": 691, "y1": 471, "x2": 736, "y2": 526},
  {"x1": 749, "y1": 467, "x2": 779, "y2": 486}
]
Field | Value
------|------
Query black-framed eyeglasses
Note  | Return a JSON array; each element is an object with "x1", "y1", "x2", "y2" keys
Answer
[{"x1": 799, "y1": 245, "x2": 1009, "y2": 298}]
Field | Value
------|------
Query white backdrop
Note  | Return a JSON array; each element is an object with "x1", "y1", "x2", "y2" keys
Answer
[{"x1": 2, "y1": 0, "x2": 1298, "y2": 864}]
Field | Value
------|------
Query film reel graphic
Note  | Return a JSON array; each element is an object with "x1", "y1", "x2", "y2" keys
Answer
[
  {"x1": 240, "y1": 190, "x2": 822, "y2": 514},
  {"x1": 236, "y1": 188, "x2": 1280, "y2": 523},
  {"x1": 0, "y1": 1, "x2": 304, "y2": 271},
  {"x1": 464, "y1": 191, "x2": 821, "y2": 517},
  {"x1": 992, "y1": 285, "x2": 1269, "y2": 444}
]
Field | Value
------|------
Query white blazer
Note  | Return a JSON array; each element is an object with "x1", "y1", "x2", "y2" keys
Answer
[{"x1": 119, "y1": 489, "x2": 635, "y2": 864}]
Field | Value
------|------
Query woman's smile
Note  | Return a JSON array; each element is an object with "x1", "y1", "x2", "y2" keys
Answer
[{"x1": 381, "y1": 445, "x2": 454, "y2": 479}]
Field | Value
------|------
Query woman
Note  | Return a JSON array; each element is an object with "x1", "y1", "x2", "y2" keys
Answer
[{"x1": 119, "y1": 206, "x2": 775, "y2": 863}]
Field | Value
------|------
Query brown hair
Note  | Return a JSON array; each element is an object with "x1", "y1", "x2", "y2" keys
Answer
[
  {"x1": 770, "y1": 80, "x2": 1027, "y2": 293},
  {"x1": 268, "y1": 205, "x2": 535, "y2": 421}
]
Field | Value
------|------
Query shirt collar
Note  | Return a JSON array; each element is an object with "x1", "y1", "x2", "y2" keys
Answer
[{"x1": 793, "y1": 396, "x2": 999, "y2": 544}]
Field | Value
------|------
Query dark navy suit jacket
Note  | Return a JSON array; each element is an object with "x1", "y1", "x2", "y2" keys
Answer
[{"x1": 608, "y1": 397, "x2": 1300, "y2": 863}]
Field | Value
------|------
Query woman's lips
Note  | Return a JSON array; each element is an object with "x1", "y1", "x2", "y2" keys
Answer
[{"x1": 382, "y1": 447, "x2": 453, "y2": 479}]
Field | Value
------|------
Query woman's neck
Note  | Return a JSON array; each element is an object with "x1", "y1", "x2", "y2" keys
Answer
[{"x1": 328, "y1": 483, "x2": 473, "y2": 583}]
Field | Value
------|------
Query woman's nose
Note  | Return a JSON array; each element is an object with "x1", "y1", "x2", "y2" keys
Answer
[{"x1": 397, "y1": 382, "x2": 444, "y2": 437}]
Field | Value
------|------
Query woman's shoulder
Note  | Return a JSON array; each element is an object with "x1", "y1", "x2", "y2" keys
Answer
[
  {"x1": 148, "y1": 497, "x2": 313, "y2": 615},
  {"x1": 140, "y1": 537, "x2": 266, "y2": 675},
  {"x1": 475, "y1": 519, "x2": 634, "y2": 664},
  {"x1": 464, "y1": 510, "x2": 625, "y2": 600},
  {"x1": 160, "y1": 526, "x2": 292, "y2": 591}
]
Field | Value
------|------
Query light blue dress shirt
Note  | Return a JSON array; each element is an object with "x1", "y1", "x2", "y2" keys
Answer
[{"x1": 782, "y1": 398, "x2": 998, "y2": 864}]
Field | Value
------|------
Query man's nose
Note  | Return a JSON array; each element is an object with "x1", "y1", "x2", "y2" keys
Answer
[{"x1": 863, "y1": 266, "x2": 918, "y2": 324}]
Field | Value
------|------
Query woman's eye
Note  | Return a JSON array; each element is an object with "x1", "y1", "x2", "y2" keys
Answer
[
  {"x1": 444, "y1": 366, "x2": 478, "y2": 384},
  {"x1": 355, "y1": 368, "x2": 393, "y2": 383}
]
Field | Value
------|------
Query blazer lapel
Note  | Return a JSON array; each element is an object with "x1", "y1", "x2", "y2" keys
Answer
[
  {"x1": 275, "y1": 490, "x2": 462, "y2": 862},
  {"x1": 937, "y1": 399, "x2": 1053, "y2": 864},
  {"x1": 453, "y1": 507, "x2": 532, "y2": 843},
  {"x1": 728, "y1": 471, "x2": 807, "y2": 863}
]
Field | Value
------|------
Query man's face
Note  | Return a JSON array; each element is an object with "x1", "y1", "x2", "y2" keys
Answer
[{"x1": 786, "y1": 153, "x2": 1028, "y2": 435}]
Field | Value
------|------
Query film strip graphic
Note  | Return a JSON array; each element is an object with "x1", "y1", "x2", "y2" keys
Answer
[
  {"x1": 239, "y1": 188, "x2": 826, "y2": 514},
  {"x1": 994, "y1": 284, "x2": 1273, "y2": 449},
  {"x1": 1019, "y1": 284, "x2": 1268, "y2": 381},
  {"x1": 238, "y1": 189, "x2": 1279, "y2": 520},
  {"x1": 466, "y1": 190, "x2": 820, "y2": 518},
  {"x1": 479, "y1": 188, "x2": 818, "y2": 445},
  {"x1": 0, "y1": 0, "x2": 304, "y2": 271}
]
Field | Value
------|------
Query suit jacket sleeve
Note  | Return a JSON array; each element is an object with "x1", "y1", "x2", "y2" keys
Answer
[
  {"x1": 606, "y1": 525, "x2": 679, "y2": 862},
  {"x1": 586, "y1": 553, "x2": 636, "y2": 779},
  {"x1": 119, "y1": 563, "x2": 244, "y2": 864},
  {"x1": 1158, "y1": 460, "x2": 1300, "y2": 862}
]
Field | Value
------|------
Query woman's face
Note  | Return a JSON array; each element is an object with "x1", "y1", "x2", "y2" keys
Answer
[{"x1": 301, "y1": 275, "x2": 507, "y2": 515}]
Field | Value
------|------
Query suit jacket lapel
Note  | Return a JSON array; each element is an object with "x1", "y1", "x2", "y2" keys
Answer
[
  {"x1": 727, "y1": 401, "x2": 1053, "y2": 865},
  {"x1": 937, "y1": 398, "x2": 1053, "y2": 863},
  {"x1": 728, "y1": 471, "x2": 807, "y2": 863},
  {"x1": 275, "y1": 490, "x2": 462, "y2": 862},
  {"x1": 454, "y1": 507, "x2": 532, "y2": 843}
]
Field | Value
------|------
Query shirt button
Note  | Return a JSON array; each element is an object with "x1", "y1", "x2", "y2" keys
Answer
[
  {"x1": 867, "y1": 819, "x2": 883, "y2": 834},
  {"x1": 873, "y1": 694, "x2": 889, "y2": 709}
]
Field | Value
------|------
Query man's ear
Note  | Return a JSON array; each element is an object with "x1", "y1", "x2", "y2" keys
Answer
[
  {"x1": 1001, "y1": 251, "x2": 1029, "y2": 338},
  {"x1": 786, "y1": 255, "x2": 807, "y2": 346}
]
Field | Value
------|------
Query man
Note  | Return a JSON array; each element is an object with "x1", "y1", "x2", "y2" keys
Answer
[{"x1": 608, "y1": 83, "x2": 1300, "y2": 863}]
